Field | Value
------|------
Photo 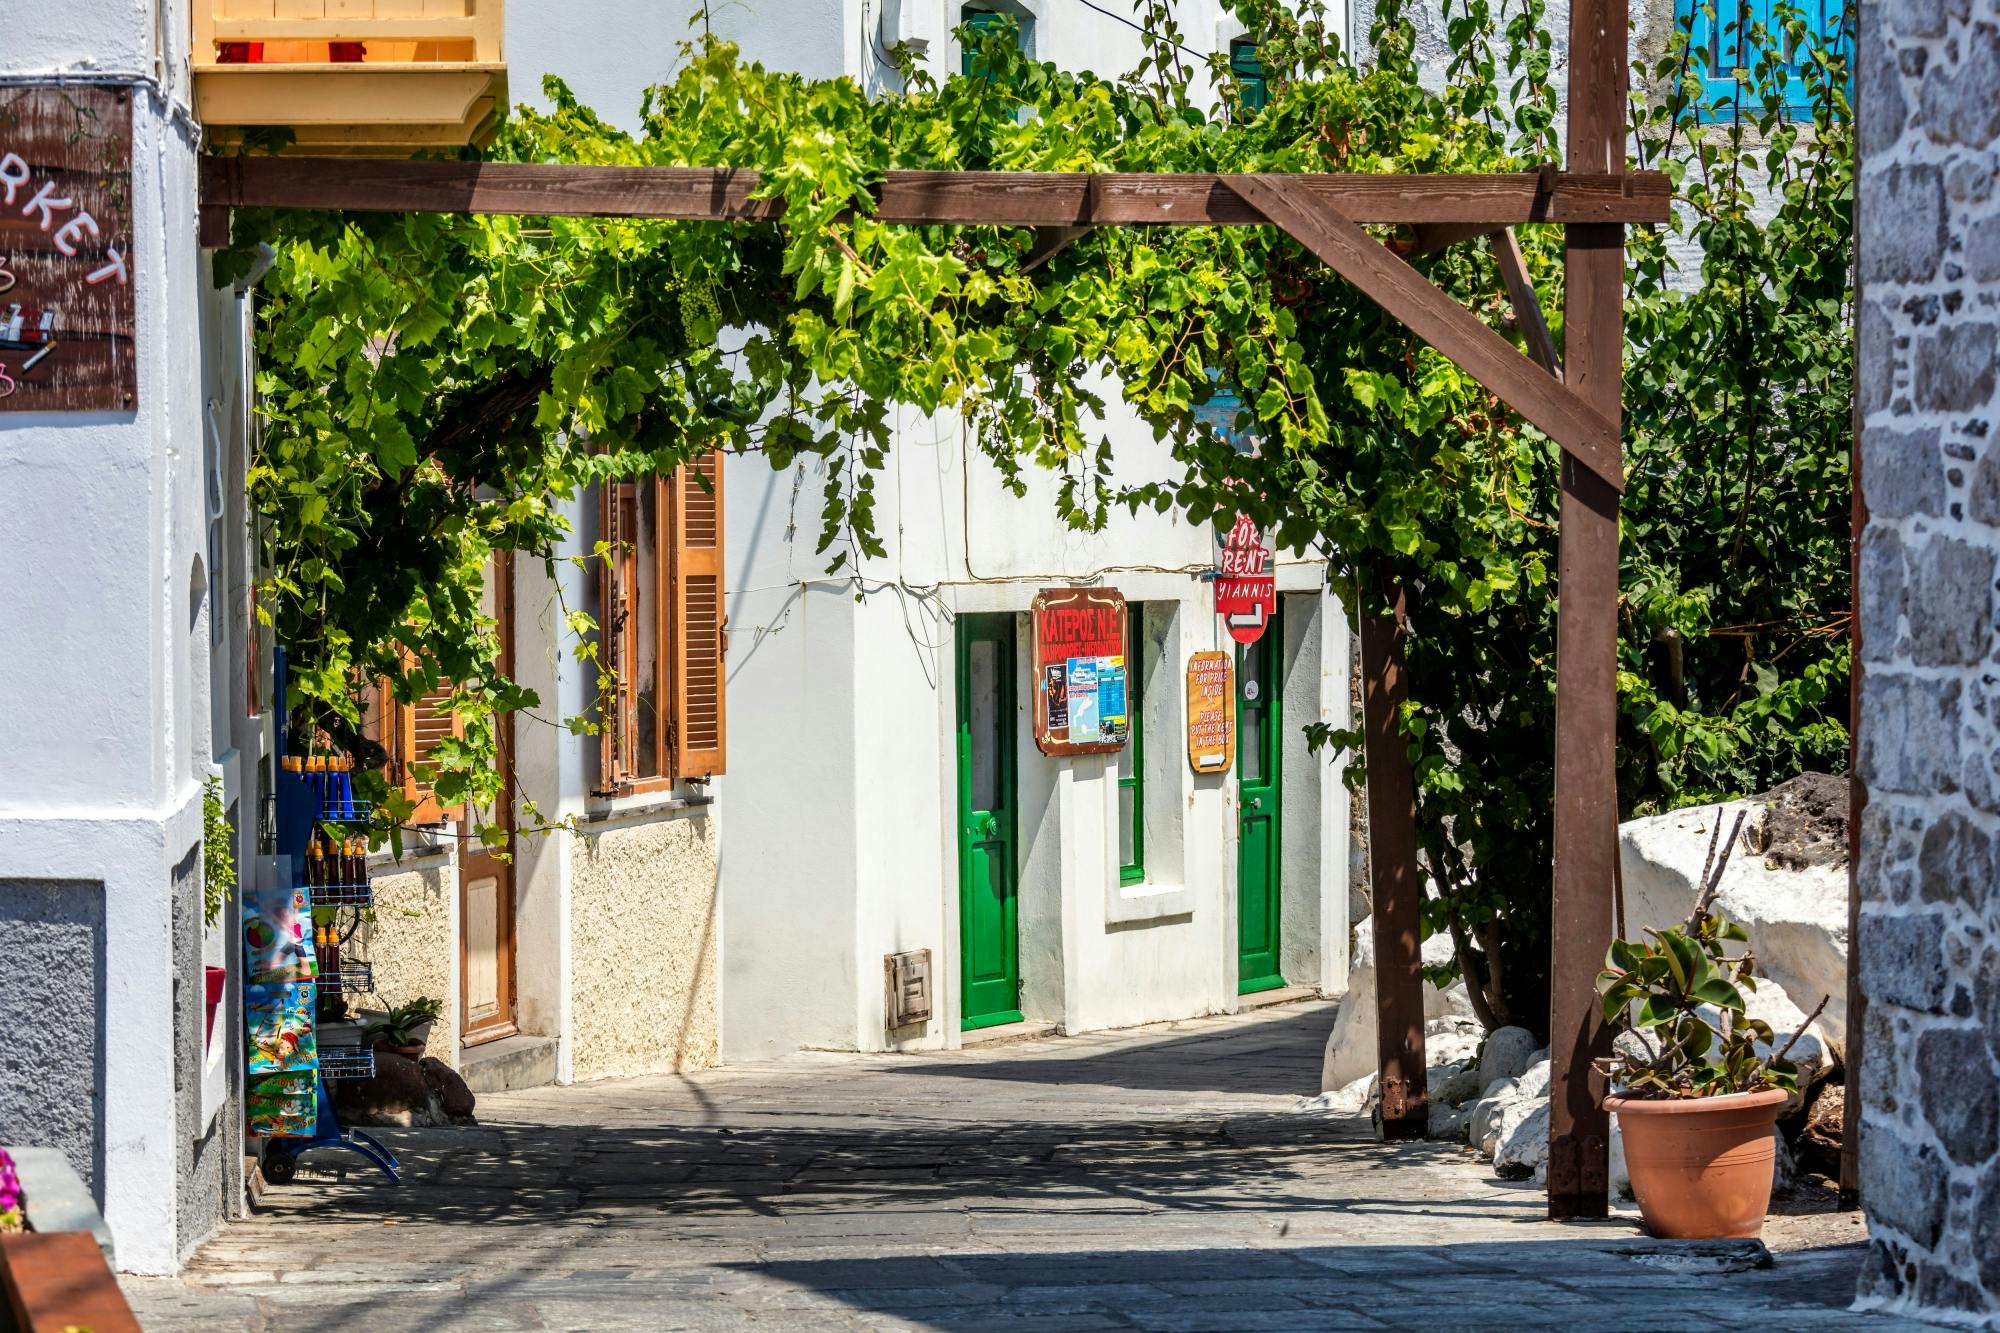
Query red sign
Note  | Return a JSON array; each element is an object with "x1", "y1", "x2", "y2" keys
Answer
[
  {"x1": 1031, "y1": 587, "x2": 1129, "y2": 756},
  {"x1": 1215, "y1": 515, "x2": 1275, "y2": 644}
]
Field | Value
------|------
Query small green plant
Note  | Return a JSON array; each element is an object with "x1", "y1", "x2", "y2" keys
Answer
[
  {"x1": 365, "y1": 996, "x2": 444, "y2": 1047},
  {"x1": 202, "y1": 776, "x2": 237, "y2": 928},
  {"x1": 1594, "y1": 813, "x2": 1819, "y2": 1098}
]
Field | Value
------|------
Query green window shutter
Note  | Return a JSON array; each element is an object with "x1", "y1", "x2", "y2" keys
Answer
[
  {"x1": 1119, "y1": 603, "x2": 1146, "y2": 885},
  {"x1": 962, "y1": 7, "x2": 1024, "y2": 78},
  {"x1": 1230, "y1": 39, "x2": 1268, "y2": 115}
]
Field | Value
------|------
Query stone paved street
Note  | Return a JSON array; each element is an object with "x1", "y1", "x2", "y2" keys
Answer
[{"x1": 124, "y1": 1001, "x2": 1925, "y2": 1331}]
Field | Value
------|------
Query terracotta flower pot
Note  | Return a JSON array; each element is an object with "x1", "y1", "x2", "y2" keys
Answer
[{"x1": 1605, "y1": 1087, "x2": 1788, "y2": 1238}]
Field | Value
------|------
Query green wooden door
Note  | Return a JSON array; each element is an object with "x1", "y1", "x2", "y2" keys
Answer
[
  {"x1": 957, "y1": 613, "x2": 1022, "y2": 1029},
  {"x1": 1237, "y1": 605, "x2": 1284, "y2": 994}
]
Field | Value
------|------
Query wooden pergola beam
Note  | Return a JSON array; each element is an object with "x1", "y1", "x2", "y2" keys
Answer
[
  {"x1": 198, "y1": 157, "x2": 1670, "y2": 228},
  {"x1": 1221, "y1": 175, "x2": 1618, "y2": 491}
]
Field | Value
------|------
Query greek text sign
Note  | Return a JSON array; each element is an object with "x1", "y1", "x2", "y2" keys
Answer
[
  {"x1": 1186, "y1": 650, "x2": 1236, "y2": 774},
  {"x1": 1031, "y1": 586, "x2": 1129, "y2": 757},
  {"x1": 0, "y1": 87, "x2": 136, "y2": 413},
  {"x1": 1215, "y1": 514, "x2": 1276, "y2": 645}
]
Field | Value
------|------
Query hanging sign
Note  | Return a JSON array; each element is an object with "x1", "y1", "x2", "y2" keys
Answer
[
  {"x1": 1032, "y1": 586, "x2": 1129, "y2": 756},
  {"x1": 0, "y1": 86, "x2": 137, "y2": 413},
  {"x1": 1186, "y1": 651, "x2": 1236, "y2": 774},
  {"x1": 1215, "y1": 514, "x2": 1276, "y2": 644}
]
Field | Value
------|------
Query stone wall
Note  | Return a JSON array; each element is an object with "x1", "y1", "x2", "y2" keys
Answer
[
  {"x1": 570, "y1": 810, "x2": 719, "y2": 1082},
  {"x1": 0, "y1": 880, "x2": 105, "y2": 1202},
  {"x1": 350, "y1": 852, "x2": 460, "y2": 1070},
  {"x1": 1854, "y1": 0, "x2": 2000, "y2": 1318}
]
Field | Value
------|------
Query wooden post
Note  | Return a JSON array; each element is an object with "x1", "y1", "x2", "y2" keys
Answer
[
  {"x1": 1360, "y1": 580, "x2": 1428, "y2": 1139},
  {"x1": 1547, "y1": 0, "x2": 1627, "y2": 1220}
]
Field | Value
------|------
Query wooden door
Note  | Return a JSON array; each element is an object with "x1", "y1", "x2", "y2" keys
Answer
[
  {"x1": 1236, "y1": 604, "x2": 1284, "y2": 994},
  {"x1": 956, "y1": 613, "x2": 1022, "y2": 1030},
  {"x1": 460, "y1": 553, "x2": 517, "y2": 1046}
]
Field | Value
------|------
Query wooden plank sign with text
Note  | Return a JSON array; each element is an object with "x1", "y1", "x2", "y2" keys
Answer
[
  {"x1": 0, "y1": 87, "x2": 136, "y2": 413},
  {"x1": 1216, "y1": 515, "x2": 1276, "y2": 644},
  {"x1": 1031, "y1": 587, "x2": 1129, "y2": 757},
  {"x1": 1186, "y1": 650, "x2": 1236, "y2": 774}
]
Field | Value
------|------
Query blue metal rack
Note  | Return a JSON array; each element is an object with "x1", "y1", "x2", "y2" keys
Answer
[{"x1": 259, "y1": 644, "x2": 401, "y2": 1187}]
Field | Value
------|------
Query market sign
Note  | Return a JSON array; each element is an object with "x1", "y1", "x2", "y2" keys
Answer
[
  {"x1": 1215, "y1": 514, "x2": 1276, "y2": 644},
  {"x1": 1186, "y1": 650, "x2": 1236, "y2": 774},
  {"x1": 1031, "y1": 586, "x2": 1129, "y2": 756},
  {"x1": 0, "y1": 87, "x2": 136, "y2": 413}
]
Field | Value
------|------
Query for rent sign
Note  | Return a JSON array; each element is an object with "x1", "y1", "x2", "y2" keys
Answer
[
  {"x1": 1215, "y1": 514, "x2": 1276, "y2": 645},
  {"x1": 0, "y1": 87, "x2": 136, "y2": 412},
  {"x1": 1031, "y1": 586, "x2": 1129, "y2": 757}
]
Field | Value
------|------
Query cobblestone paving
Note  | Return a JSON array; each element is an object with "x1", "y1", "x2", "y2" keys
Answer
[{"x1": 125, "y1": 1002, "x2": 1932, "y2": 1331}]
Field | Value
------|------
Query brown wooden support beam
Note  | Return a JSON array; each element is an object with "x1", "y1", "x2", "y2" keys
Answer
[
  {"x1": 1022, "y1": 225, "x2": 1090, "y2": 272},
  {"x1": 1408, "y1": 221, "x2": 1500, "y2": 256},
  {"x1": 1546, "y1": 0, "x2": 1627, "y2": 1223},
  {"x1": 1220, "y1": 174, "x2": 1621, "y2": 493},
  {"x1": 1495, "y1": 229, "x2": 1561, "y2": 377},
  {"x1": 1360, "y1": 580, "x2": 1429, "y2": 1140},
  {"x1": 199, "y1": 157, "x2": 1672, "y2": 228}
]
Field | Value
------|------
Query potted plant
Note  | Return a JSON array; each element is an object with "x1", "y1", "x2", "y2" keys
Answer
[
  {"x1": 364, "y1": 996, "x2": 443, "y2": 1061},
  {"x1": 1596, "y1": 814, "x2": 1823, "y2": 1239}
]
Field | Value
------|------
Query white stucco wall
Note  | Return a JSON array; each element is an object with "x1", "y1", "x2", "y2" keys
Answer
[{"x1": 0, "y1": 0, "x2": 242, "y2": 1276}]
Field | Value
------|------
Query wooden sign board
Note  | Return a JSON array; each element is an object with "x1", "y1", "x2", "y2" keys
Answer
[
  {"x1": 1186, "y1": 650, "x2": 1236, "y2": 774},
  {"x1": 0, "y1": 87, "x2": 137, "y2": 413},
  {"x1": 1031, "y1": 586, "x2": 1129, "y2": 757}
]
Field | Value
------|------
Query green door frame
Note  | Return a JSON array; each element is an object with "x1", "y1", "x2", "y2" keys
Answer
[
  {"x1": 955, "y1": 612, "x2": 1023, "y2": 1030},
  {"x1": 1236, "y1": 604, "x2": 1285, "y2": 994}
]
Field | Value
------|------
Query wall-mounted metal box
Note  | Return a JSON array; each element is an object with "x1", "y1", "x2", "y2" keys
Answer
[{"x1": 885, "y1": 949, "x2": 932, "y2": 1030}]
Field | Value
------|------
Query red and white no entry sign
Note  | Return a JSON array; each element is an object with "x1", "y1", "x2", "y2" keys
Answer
[{"x1": 1215, "y1": 515, "x2": 1276, "y2": 645}]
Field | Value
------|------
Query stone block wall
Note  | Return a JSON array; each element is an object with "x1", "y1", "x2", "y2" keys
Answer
[
  {"x1": 569, "y1": 810, "x2": 719, "y2": 1082},
  {"x1": 1855, "y1": 0, "x2": 2000, "y2": 1318}
]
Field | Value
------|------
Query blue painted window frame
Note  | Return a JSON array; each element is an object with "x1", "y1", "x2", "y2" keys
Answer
[
  {"x1": 1229, "y1": 39, "x2": 1268, "y2": 117},
  {"x1": 961, "y1": 6, "x2": 1030, "y2": 78},
  {"x1": 1677, "y1": 0, "x2": 1850, "y2": 122}
]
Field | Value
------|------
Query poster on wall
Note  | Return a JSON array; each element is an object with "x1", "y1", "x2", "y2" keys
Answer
[
  {"x1": 245, "y1": 982, "x2": 318, "y2": 1076},
  {"x1": 1186, "y1": 650, "x2": 1236, "y2": 774},
  {"x1": 1031, "y1": 586, "x2": 1129, "y2": 756},
  {"x1": 0, "y1": 86, "x2": 137, "y2": 413},
  {"x1": 1215, "y1": 514, "x2": 1276, "y2": 645}
]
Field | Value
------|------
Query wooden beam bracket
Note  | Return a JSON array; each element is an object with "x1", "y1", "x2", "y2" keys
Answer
[{"x1": 1221, "y1": 174, "x2": 1619, "y2": 491}]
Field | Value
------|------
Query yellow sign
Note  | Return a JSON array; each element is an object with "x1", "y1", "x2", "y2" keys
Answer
[{"x1": 1186, "y1": 651, "x2": 1236, "y2": 774}]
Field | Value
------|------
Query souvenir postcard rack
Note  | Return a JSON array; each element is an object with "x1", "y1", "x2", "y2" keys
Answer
[{"x1": 246, "y1": 645, "x2": 401, "y2": 1185}]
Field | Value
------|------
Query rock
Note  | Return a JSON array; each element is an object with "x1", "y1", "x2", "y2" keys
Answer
[
  {"x1": 1478, "y1": 1026, "x2": 1539, "y2": 1093},
  {"x1": 422, "y1": 1056, "x2": 477, "y2": 1120},
  {"x1": 1321, "y1": 923, "x2": 1473, "y2": 1091},
  {"x1": 1772, "y1": 1128, "x2": 1797, "y2": 1195},
  {"x1": 1620, "y1": 783, "x2": 1850, "y2": 1055},
  {"x1": 1428, "y1": 1100, "x2": 1469, "y2": 1142},
  {"x1": 333, "y1": 1050, "x2": 474, "y2": 1128},
  {"x1": 1514, "y1": 1058, "x2": 1551, "y2": 1101},
  {"x1": 1425, "y1": 1017, "x2": 1484, "y2": 1068},
  {"x1": 1293, "y1": 1071, "x2": 1376, "y2": 1116},
  {"x1": 1433, "y1": 1061, "x2": 1486, "y2": 1107},
  {"x1": 1493, "y1": 1099, "x2": 1551, "y2": 1177},
  {"x1": 1796, "y1": 1082, "x2": 1845, "y2": 1178},
  {"x1": 1611, "y1": 1116, "x2": 1630, "y2": 1198},
  {"x1": 1470, "y1": 1082, "x2": 1516, "y2": 1158},
  {"x1": 1742, "y1": 979, "x2": 1835, "y2": 1097}
]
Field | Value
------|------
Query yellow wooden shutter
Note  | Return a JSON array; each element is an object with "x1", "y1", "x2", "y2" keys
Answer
[{"x1": 669, "y1": 453, "x2": 726, "y2": 778}]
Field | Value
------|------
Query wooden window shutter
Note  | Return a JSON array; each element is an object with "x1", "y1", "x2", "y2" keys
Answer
[
  {"x1": 669, "y1": 452, "x2": 727, "y2": 778},
  {"x1": 598, "y1": 480, "x2": 641, "y2": 792},
  {"x1": 377, "y1": 656, "x2": 464, "y2": 825}
]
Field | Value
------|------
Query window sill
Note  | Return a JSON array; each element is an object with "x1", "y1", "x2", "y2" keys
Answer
[
  {"x1": 582, "y1": 788, "x2": 713, "y2": 830},
  {"x1": 1106, "y1": 879, "x2": 1193, "y2": 927}
]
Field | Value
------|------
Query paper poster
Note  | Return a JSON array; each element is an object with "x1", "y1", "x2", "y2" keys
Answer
[
  {"x1": 1067, "y1": 657, "x2": 1100, "y2": 740},
  {"x1": 244, "y1": 879, "x2": 315, "y2": 984},
  {"x1": 1044, "y1": 664, "x2": 1069, "y2": 732},
  {"x1": 1098, "y1": 658, "x2": 1128, "y2": 735},
  {"x1": 246, "y1": 1073, "x2": 318, "y2": 1139},
  {"x1": 246, "y1": 982, "x2": 317, "y2": 1076}
]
